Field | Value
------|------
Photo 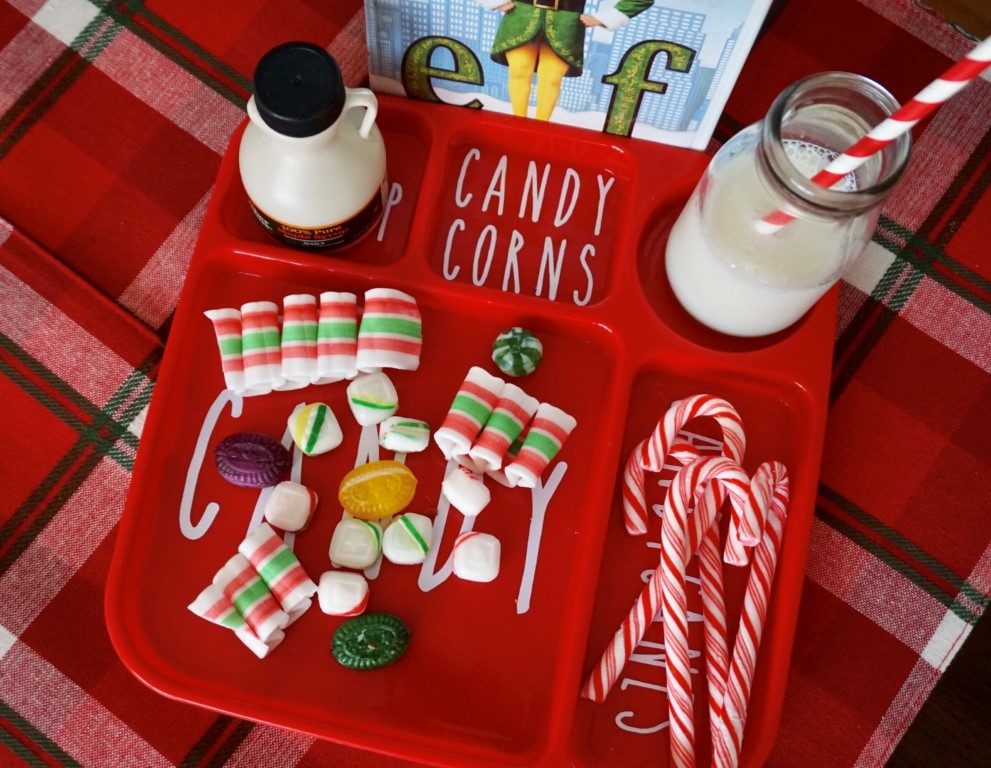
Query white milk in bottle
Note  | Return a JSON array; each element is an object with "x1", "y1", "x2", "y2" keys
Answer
[{"x1": 664, "y1": 73, "x2": 911, "y2": 338}]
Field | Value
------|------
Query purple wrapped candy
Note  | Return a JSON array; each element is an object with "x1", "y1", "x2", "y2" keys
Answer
[{"x1": 214, "y1": 432, "x2": 291, "y2": 488}]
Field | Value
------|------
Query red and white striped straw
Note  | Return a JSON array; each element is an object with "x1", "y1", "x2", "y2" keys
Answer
[{"x1": 758, "y1": 35, "x2": 991, "y2": 234}]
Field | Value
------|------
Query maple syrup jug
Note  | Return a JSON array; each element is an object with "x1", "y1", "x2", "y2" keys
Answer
[{"x1": 239, "y1": 41, "x2": 387, "y2": 250}]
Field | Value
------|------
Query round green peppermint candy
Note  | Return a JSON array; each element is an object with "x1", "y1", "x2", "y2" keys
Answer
[
  {"x1": 332, "y1": 612, "x2": 410, "y2": 670},
  {"x1": 492, "y1": 327, "x2": 542, "y2": 377}
]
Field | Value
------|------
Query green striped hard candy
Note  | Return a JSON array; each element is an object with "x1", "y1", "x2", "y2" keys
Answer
[{"x1": 492, "y1": 327, "x2": 542, "y2": 377}]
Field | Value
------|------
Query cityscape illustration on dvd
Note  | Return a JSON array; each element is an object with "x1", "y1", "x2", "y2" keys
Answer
[{"x1": 365, "y1": 0, "x2": 773, "y2": 149}]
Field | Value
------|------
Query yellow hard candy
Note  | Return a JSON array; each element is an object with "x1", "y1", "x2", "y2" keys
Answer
[{"x1": 339, "y1": 460, "x2": 417, "y2": 520}]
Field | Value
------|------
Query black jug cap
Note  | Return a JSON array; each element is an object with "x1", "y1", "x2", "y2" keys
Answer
[{"x1": 251, "y1": 41, "x2": 345, "y2": 138}]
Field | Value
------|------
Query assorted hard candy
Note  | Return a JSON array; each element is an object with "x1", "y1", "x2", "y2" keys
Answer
[
  {"x1": 339, "y1": 460, "x2": 417, "y2": 520},
  {"x1": 332, "y1": 612, "x2": 410, "y2": 670},
  {"x1": 346, "y1": 371, "x2": 399, "y2": 426},
  {"x1": 318, "y1": 571, "x2": 370, "y2": 616},
  {"x1": 356, "y1": 288, "x2": 422, "y2": 373},
  {"x1": 288, "y1": 402, "x2": 343, "y2": 456},
  {"x1": 329, "y1": 516, "x2": 383, "y2": 569},
  {"x1": 452, "y1": 531, "x2": 501, "y2": 583},
  {"x1": 382, "y1": 513, "x2": 433, "y2": 565},
  {"x1": 379, "y1": 416, "x2": 430, "y2": 454},
  {"x1": 263, "y1": 481, "x2": 319, "y2": 532},
  {"x1": 492, "y1": 327, "x2": 542, "y2": 377},
  {"x1": 441, "y1": 465, "x2": 491, "y2": 518},
  {"x1": 190, "y1": 526, "x2": 318, "y2": 658},
  {"x1": 197, "y1": 297, "x2": 587, "y2": 663},
  {"x1": 214, "y1": 432, "x2": 291, "y2": 488},
  {"x1": 204, "y1": 288, "x2": 420, "y2": 394}
]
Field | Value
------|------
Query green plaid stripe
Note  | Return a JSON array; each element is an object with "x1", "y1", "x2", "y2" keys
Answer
[
  {"x1": 816, "y1": 483, "x2": 988, "y2": 624},
  {"x1": 0, "y1": 0, "x2": 251, "y2": 164},
  {"x1": 0, "y1": 699, "x2": 81, "y2": 767},
  {"x1": 0, "y1": 333, "x2": 156, "y2": 577}
]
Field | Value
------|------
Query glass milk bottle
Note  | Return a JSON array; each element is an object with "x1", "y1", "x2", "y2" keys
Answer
[
  {"x1": 239, "y1": 42, "x2": 387, "y2": 250},
  {"x1": 664, "y1": 72, "x2": 911, "y2": 337}
]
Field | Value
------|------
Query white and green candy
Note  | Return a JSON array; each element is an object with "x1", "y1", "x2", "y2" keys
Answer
[
  {"x1": 382, "y1": 513, "x2": 433, "y2": 565},
  {"x1": 492, "y1": 327, "x2": 542, "y2": 377}
]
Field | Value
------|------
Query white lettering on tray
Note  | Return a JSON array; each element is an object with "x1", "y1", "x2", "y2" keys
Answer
[
  {"x1": 416, "y1": 458, "x2": 566, "y2": 614},
  {"x1": 179, "y1": 389, "x2": 242, "y2": 540},
  {"x1": 445, "y1": 147, "x2": 616, "y2": 306},
  {"x1": 610, "y1": 429, "x2": 723, "y2": 737}
]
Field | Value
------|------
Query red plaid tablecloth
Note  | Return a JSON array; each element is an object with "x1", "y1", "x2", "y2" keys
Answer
[{"x1": 1, "y1": 0, "x2": 988, "y2": 766}]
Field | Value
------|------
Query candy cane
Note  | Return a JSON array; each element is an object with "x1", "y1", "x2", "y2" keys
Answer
[
  {"x1": 625, "y1": 395, "x2": 746, "y2": 536},
  {"x1": 711, "y1": 462, "x2": 790, "y2": 768},
  {"x1": 724, "y1": 461, "x2": 775, "y2": 566},
  {"x1": 661, "y1": 456, "x2": 750, "y2": 768},
  {"x1": 581, "y1": 456, "x2": 746, "y2": 704}
]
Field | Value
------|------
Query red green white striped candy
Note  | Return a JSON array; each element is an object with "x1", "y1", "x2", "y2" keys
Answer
[
  {"x1": 315, "y1": 291, "x2": 358, "y2": 383},
  {"x1": 467, "y1": 382, "x2": 539, "y2": 472},
  {"x1": 240, "y1": 301, "x2": 283, "y2": 393},
  {"x1": 238, "y1": 523, "x2": 318, "y2": 614},
  {"x1": 503, "y1": 402, "x2": 577, "y2": 488},
  {"x1": 204, "y1": 308, "x2": 245, "y2": 393},
  {"x1": 213, "y1": 553, "x2": 289, "y2": 643},
  {"x1": 356, "y1": 288, "x2": 422, "y2": 372},
  {"x1": 280, "y1": 294, "x2": 318, "y2": 388},
  {"x1": 434, "y1": 366, "x2": 505, "y2": 459},
  {"x1": 492, "y1": 327, "x2": 542, "y2": 377},
  {"x1": 188, "y1": 584, "x2": 247, "y2": 630}
]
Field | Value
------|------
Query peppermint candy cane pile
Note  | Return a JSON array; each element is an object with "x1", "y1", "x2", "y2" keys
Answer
[{"x1": 581, "y1": 394, "x2": 791, "y2": 768}]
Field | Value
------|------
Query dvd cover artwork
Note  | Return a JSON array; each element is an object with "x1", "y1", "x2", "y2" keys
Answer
[{"x1": 365, "y1": 0, "x2": 772, "y2": 150}]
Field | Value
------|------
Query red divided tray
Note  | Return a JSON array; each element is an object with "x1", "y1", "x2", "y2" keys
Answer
[{"x1": 105, "y1": 95, "x2": 835, "y2": 768}]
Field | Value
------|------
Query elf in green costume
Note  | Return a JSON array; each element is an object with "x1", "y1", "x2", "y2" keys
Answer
[{"x1": 477, "y1": 0, "x2": 656, "y2": 120}]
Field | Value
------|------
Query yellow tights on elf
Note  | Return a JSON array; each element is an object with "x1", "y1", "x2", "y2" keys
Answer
[{"x1": 504, "y1": 39, "x2": 570, "y2": 121}]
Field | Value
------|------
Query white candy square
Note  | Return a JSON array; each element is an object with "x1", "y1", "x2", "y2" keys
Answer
[
  {"x1": 382, "y1": 513, "x2": 433, "y2": 565},
  {"x1": 379, "y1": 416, "x2": 430, "y2": 453},
  {"x1": 329, "y1": 517, "x2": 382, "y2": 569},
  {"x1": 263, "y1": 481, "x2": 318, "y2": 532},
  {"x1": 442, "y1": 466, "x2": 491, "y2": 517},
  {"x1": 318, "y1": 571, "x2": 370, "y2": 616},
  {"x1": 347, "y1": 371, "x2": 398, "y2": 426},
  {"x1": 452, "y1": 531, "x2": 501, "y2": 583}
]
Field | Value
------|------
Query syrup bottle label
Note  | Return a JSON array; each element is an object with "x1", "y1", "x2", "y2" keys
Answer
[{"x1": 250, "y1": 185, "x2": 385, "y2": 249}]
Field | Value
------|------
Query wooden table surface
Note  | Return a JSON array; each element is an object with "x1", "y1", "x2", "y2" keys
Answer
[{"x1": 880, "y1": 5, "x2": 989, "y2": 767}]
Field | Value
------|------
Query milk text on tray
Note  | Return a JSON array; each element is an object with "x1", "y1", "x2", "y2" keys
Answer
[{"x1": 441, "y1": 147, "x2": 616, "y2": 306}]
